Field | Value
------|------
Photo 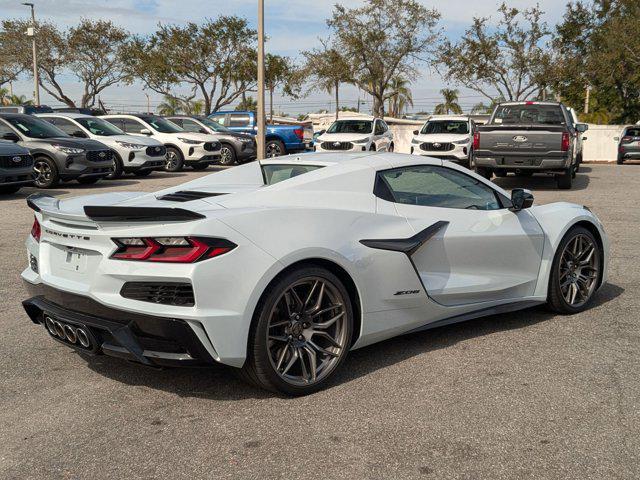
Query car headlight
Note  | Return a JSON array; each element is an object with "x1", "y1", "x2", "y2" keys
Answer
[
  {"x1": 352, "y1": 137, "x2": 370, "y2": 144},
  {"x1": 115, "y1": 141, "x2": 147, "y2": 150},
  {"x1": 411, "y1": 138, "x2": 422, "y2": 144},
  {"x1": 52, "y1": 144, "x2": 85, "y2": 155},
  {"x1": 452, "y1": 139, "x2": 469, "y2": 145},
  {"x1": 178, "y1": 138, "x2": 204, "y2": 145}
]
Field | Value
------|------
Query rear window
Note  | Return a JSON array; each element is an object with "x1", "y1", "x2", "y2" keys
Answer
[
  {"x1": 624, "y1": 127, "x2": 640, "y2": 137},
  {"x1": 492, "y1": 104, "x2": 566, "y2": 126},
  {"x1": 261, "y1": 164, "x2": 324, "y2": 185}
]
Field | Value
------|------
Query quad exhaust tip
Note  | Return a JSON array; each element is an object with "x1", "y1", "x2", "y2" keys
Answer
[{"x1": 44, "y1": 316, "x2": 91, "y2": 348}]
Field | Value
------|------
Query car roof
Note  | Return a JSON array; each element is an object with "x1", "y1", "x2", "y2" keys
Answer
[
  {"x1": 426, "y1": 115, "x2": 470, "y2": 121},
  {"x1": 0, "y1": 113, "x2": 31, "y2": 119},
  {"x1": 36, "y1": 112, "x2": 92, "y2": 119}
]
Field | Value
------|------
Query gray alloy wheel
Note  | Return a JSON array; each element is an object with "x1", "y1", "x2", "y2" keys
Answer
[
  {"x1": 165, "y1": 147, "x2": 184, "y2": 172},
  {"x1": 219, "y1": 144, "x2": 236, "y2": 165},
  {"x1": 558, "y1": 233, "x2": 600, "y2": 308},
  {"x1": 106, "y1": 156, "x2": 123, "y2": 180},
  {"x1": 33, "y1": 157, "x2": 58, "y2": 188},
  {"x1": 265, "y1": 140, "x2": 284, "y2": 158}
]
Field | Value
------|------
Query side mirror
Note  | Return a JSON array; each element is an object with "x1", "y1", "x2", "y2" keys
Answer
[
  {"x1": 510, "y1": 188, "x2": 534, "y2": 211},
  {"x1": 413, "y1": 130, "x2": 419, "y2": 135},
  {"x1": 576, "y1": 123, "x2": 588, "y2": 133},
  {"x1": 613, "y1": 137, "x2": 620, "y2": 142},
  {"x1": 1, "y1": 132, "x2": 20, "y2": 142},
  {"x1": 582, "y1": 136, "x2": 588, "y2": 141},
  {"x1": 71, "y1": 130, "x2": 87, "y2": 138},
  {"x1": 140, "y1": 128, "x2": 152, "y2": 135}
]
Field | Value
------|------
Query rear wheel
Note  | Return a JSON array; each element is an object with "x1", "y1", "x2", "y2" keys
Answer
[
  {"x1": 265, "y1": 140, "x2": 285, "y2": 158},
  {"x1": 240, "y1": 266, "x2": 353, "y2": 396},
  {"x1": 617, "y1": 154, "x2": 625, "y2": 165},
  {"x1": 475, "y1": 166, "x2": 492, "y2": 180},
  {"x1": 556, "y1": 168, "x2": 573, "y2": 189},
  {"x1": 548, "y1": 227, "x2": 602, "y2": 314},
  {"x1": 0, "y1": 185, "x2": 21, "y2": 194},
  {"x1": 165, "y1": 147, "x2": 184, "y2": 172},
  {"x1": 33, "y1": 156, "x2": 59, "y2": 188},
  {"x1": 388, "y1": 143, "x2": 394, "y2": 153}
]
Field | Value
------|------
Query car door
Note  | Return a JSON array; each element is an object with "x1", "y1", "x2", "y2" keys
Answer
[{"x1": 376, "y1": 164, "x2": 545, "y2": 306}]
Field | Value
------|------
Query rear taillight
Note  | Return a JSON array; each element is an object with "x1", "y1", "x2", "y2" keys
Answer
[
  {"x1": 30, "y1": 217, "x2": 41, "y2": 243},
  {"x1": 621, "y1": 136, "x2": 633, "y2": 143},
  {"x1": 561, "y1": 132, "x2": 570, "y2": 152},
  {"x1": 473, "y1": 131, "x2": 480, "y2": 150},
  {"x1": 111, "y1": 237, "x2": 236, "y2": 263},
  {"x1": 293, "y1": 128, "x2": 304, "y2": 141}
]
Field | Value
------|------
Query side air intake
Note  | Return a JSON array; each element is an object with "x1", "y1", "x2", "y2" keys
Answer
[{"x1": 157, "y1": 191, "x2": 225, "y2": 202}]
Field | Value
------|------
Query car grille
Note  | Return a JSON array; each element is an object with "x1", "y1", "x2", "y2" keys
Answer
[
  {"x1": 321, "y1": 141, "x2": 353, "y2": 151},
  {"x1": 420, "y1": 142, "x2": 455, "y2": 152},
  {"x1": 120, "y1": 282, "x2": 195, "y2": 307},
  {"x1": 0, "y1": 154, "x2": 33, "y2": 169},
  {"x1": 86, "y1": 150, "x2": 114, "y2": 163},
  {"x1": 146, "y1": 145, "x2": 167, "y2": 157},
  {"x1": 203, "y1": 142, "x2": 221, "y2": 152}
]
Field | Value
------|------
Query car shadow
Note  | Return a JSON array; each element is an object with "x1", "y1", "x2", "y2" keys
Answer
[
  {"x1": 492, "y1": 172, "x2": 590, "y2": 191},
  {"x1": 81, "y1": 282, "x2": 625, "y2": 400}
]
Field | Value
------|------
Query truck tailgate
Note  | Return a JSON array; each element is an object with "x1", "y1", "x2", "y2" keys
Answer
[{"x1": 476, "y1": 125, "x2": 567, "y2": 157}]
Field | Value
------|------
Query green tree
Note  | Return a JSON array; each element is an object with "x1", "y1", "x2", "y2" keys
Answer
[
  {"x1": 434, "y1": 3, "x2": 551, "y2": 102},
  {"x1": 265, "y1": 54, "x2": 301, "y2": 122},
  {"x1": 157, "y1": 95, "x2": 183, "y2": 115},
  {"x1": 183, "y1": 99, "x2": 204, "y2": 116},
  {"x1": 125, "y1": 17, "x2": 257, "y2": 115},
  {"x1": 387, "y1": 77, "x2": 413, "y2": 117},
  {"x1": 434, "y1": 89, "x2": 462, "y2": 114},
  {"x1": 328, "y1": 0, "x2": 440, "y2": 117},
  {"x1": 302, "y1": 39, "x2": 352, "y2": 120},
  {"x1": 235, "y1": 96, "x2": 257, "y2": 111}
]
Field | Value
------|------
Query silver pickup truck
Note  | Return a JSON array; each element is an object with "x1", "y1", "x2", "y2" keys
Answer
[{"x1": 472, "y1": 101, "x2": 588, "y2": 189}]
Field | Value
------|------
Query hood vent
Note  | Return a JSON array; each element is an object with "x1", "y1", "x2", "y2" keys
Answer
[{"x1": 157, "y1": 191, "x2": 225, "y2": 202}]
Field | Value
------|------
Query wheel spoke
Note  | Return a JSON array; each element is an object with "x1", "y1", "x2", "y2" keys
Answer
[
  {"x1": 308, "y1": 339, "x2": 339, "y2": 358},
  {"x1": 313, "y1": 311, "x2": 344, "y2": 329},
  {"x1": 303, "y1": 280, "x2": 320, "y2": 310},
  {"x1": 311, "y1": 303, "x2": 342, "y2": 318},
  {"x1": 298, "y1": 347, "x2": 310, "y2": 381},
  {"x1": 275, "y1": 345, "x2": 290, "y2": 371},
  {"x1": 313, "y1": 330, "x2": 342, "y2": 349},
  {"x1": 303, "y1": 346, "x2": 318, "y2": 382},
  {"x1": 268, "y1": 334, "x2": 289, "y2": 343},
  {"x1": 281, "y1": 348, "x2": 299, "y2": 376}
]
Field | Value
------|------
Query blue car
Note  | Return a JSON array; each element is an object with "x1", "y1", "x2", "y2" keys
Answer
[{"x1": 208, "y1": 111, "x2": 312, "y2": 157}]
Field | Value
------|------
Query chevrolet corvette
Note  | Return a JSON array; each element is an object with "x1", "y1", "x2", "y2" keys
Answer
[{"x1": 21, "y1": 152, "x2": 609, "y2": 395}]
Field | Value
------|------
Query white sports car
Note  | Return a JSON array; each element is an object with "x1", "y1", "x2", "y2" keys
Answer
[{"x1": 21, "y1": 152, "x2": 609, "y2": 395}]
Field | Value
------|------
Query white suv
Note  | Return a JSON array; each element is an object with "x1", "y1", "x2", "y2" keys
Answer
[
  {"x1": 315, "y1": 117, "x2": 394, "y2": 153},
  {"x1": 411, "y1": 115, "x2": 474, "y2": 167},
  {"x1": 37, "y1": 113, "x2": 167, "y2": 179},
  {"x1": 101, "y1": 114, "x2": 221, "y2": 172}
]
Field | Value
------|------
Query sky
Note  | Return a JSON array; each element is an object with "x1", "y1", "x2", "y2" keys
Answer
[{"x1": 0, "y1": 0, "x2": 570, "y2": 114}]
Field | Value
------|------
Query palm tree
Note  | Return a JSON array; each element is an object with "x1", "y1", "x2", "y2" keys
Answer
[
  {"x1": 183, "y1": 99, "x2": 204, "y2": 115},
  {"x1": 235, "y1": 96, "x2": 257, "y2": 111},
  {"x1": 8, "y1": 94, "x2": 33, "y2": 106},
  {"x1": 387, "y1": 77, "x2": 413, "y2": 117},
  {"x1": 0, "y1": 88, "x2": 9, "y2": 106},
  {"x1": 434, "y1": 89, "x2": 462, "y2": 115},
  {"x1": 157, "y1": 95, "x2": 183, "y2": 116}
]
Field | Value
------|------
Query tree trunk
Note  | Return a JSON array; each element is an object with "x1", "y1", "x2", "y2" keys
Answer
[{"x1": 335, "y1": 81, "x2": 339, "y2": 121}]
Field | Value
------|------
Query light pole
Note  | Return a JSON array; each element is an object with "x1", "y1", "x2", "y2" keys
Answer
[
  {"x1": 256, "y1": 0, "x2": 266, "y2": 159},
  {"x1": 22, "y1": 2, "x2": 40, "y2": 106}
]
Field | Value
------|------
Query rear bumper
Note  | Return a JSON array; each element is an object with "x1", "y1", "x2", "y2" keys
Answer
[
  {"x1": 474, "y1": 155, "x2": 571, "y2": 171},
  {"x1": 22, "y1": 282, "x2": 217, "y2": 368}
]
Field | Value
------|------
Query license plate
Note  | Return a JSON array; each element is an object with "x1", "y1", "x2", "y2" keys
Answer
[{"x1": 60, "y1": 247, "x2": 88, "y2": 273}]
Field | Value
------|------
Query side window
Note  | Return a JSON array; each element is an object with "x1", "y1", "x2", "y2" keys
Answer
[
  {"x1": 228, "y1": 113, "x2": 250, "y2": 127},
  {"x1": 170, "y1": 118, "x2": 183, "y2": 128},
  {"x1": 181, "y1": 119, "x2": 202, "y2": 133},
  {"x1": 122, "y1": 119, "x2": 145, "y2": 134},
  {"x1": 104, "y1": 118, "x2": 124, "y2": 130},
  {"x1": 380, "y1": 121, "x2": 389, "y2": 133},
  {"x1": 49, "y1": 118, "x2": 78, "y2": 135},
  {"x1": 376, "y1": 165, "x2": 503, "y2": 211},
  {"x1": 374, "y1": 121, "x2": 384, "y2": 135},
  {"x1": 209, "y1": 114, "x2": 226, "y2": 126},
  {"x1": 0, "y1": 120, "x2": 15, "y2": 136}
]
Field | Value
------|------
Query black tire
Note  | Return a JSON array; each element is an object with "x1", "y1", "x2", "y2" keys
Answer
[
  {"x1": 556, "y1": 168, "x2": 573, "y2": 189},
  {"x1": 190, "y1": 163, "x2": 209, "y2": 171},
  {"x1": 165, "y1": 147, "x2": 184, "y2": 172},
  {"x1": 77, "y1": 177, "x2": 100, "y2": 185},
  {"x1": 0, "y1": 185, "x2": 21, "y2": 194},
  {"x1": 617, "y1": 154, "x2": 624, "y2": 165},
  {"x1": 475, "y1": 166, "x2": 492, "y2": 180},
  {"x1": 464, "y1": 149, "x2": 473, "y2": 169},
  {"x1": 369, "y1": 144, "x2": 376, "y2": 152},
  {"x1": 547, "y1": 226, "x2": 602, "y2": 314},
  {"x1": 240, "y1": 266, "x2": 354, "y2": 396},
  {"x1": 494, "y1": 171, "x2": 507, "y2": 178},
  {"x1": 33, "y1": 156, "x2": 59, "y2": 189},
  {"x1": 133, "y1": 170, "x2": 152, "y2": 177},
  {"x1": 106, "y1": 154, "x2": 123, "y2": 180},
  {"x1": 388, "y1": 143, "x2": 394, "y2": 153},
  {"x1": 575, "y1": 155, "x2": 582, "y2": 173},
  {"x1": 219, "y1": 143, "x2": 237, "y2": 165},
  {"x1": 265, "y1": 140, "x2": 285, "y2": 158}
]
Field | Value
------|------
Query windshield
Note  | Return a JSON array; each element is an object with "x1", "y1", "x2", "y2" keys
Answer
[
  {"x1": 492, "y1": 104, "x2": 566, "y2": 126},
  {"x1": 141, "y1": 116, "x2": 184, "y2": 133},
  {"x1": 421, "y1": 120, "x2": 469, "y2": 135},
  {"x1": 200, "y1": 117, "x2": 231, "y2": 133},
  {"x1": 4, "y1": 115, "x2": 68, "y2": 139},
  {"x1": 76, "y1": 117, "x2": 124, "y2": 136},
  {"x1": 327, "y1": 120, "x2": 373, "y2": 134},
  {"x1": 262, "y1": 164, "x2": 324, "y2": 185}
]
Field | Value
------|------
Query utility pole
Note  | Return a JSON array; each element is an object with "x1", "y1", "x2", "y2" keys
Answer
[
  {"x1": 22, "y1": 3, "x2": 40, "y2": 106},
  {"x1": 256, "y1": 0, "x2": 266, "y2": 159},
  {"x1": 144, "y1": 92, "x2": 150, "y2": 114},
  {"x1": 584, "y1": 85, "x2": 591, "y2": 114}
]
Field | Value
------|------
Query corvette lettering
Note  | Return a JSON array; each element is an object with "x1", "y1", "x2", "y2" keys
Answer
[{"x1": 44, "y1": 229, "x2": 91, "y2": 241}]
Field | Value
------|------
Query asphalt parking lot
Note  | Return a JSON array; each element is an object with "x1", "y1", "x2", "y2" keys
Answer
[{"x1": 0, "y1": 163, "x2": 638, "y2": 479}]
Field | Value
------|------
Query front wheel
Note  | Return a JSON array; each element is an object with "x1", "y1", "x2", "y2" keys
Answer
[
  {"x1": 219, "y1": 144, "x2": 237, "y2": 165},
  {"x1": 388, "y1": 143, "x2": 394, "y2": 153},
  {"x1": 265, "y1": 140, "x2": 285, "y2": 158},
  {"x1": 547, "y1": 227, "x2": 602, "y2": 314},
  {"x1": 165, "y1": 147, "x2": 184, "y2": 172},
  {"x1": 33, "y1": 157, "x2": 59, "y2": 188},
  {"x1": 106, "y1": 155, "x2": 123, "y2": 180},
  {"x1": 556, "y1": 168, "x2": 573, "y2": 189},
  {"x1": 240, "y1": 267, "x2": 353, "y2": 396}
]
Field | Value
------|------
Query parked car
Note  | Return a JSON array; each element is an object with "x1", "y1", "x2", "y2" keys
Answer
[
  {"x1": 0, "y1": 141, "x2": 34, "y2": 194},
  {"x1": 208, "y1": 111, "x2": 312, "y2": 157},
  {"x1": 314, "y1": 117, "x2": 394, "y2": 152},
  {"x1": 38, "y1": 113, "x2": 166, "y2": 179},
  {"x1": 0, "y1": 105, "x2": 53, "y2": 114},
  {"x1": 614, "y1": 126, "x2": 640, "y2": 164},
  {"x1": 410, "y1": 115, "x2": 474, "y2": 167},
  {"x1": 473, "y1": 101, "x2": 588, "y2": 189},
  {"x1": 166, "y1": 115, "x2": 256, "y2": 165},
  {"x1": 0, "y1": 113, "x2": 113, "y2": 188},
  {"x1": 21, "y1": 152, "x2": 608, "y2": 395},
  {"x1": 567, "y1": 107, "x2": 589, "y2": 171},
  {"x1": 101, "y1": 114, "x2": 221, "y2": 172}
]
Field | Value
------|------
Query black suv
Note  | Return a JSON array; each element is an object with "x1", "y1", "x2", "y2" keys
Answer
[
  {"x1": 0, "y1": 114, "x2": 113, "y2": 188},
  {"x1": 0, "y1": 141, "x2": 34, "y2": 194}
]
